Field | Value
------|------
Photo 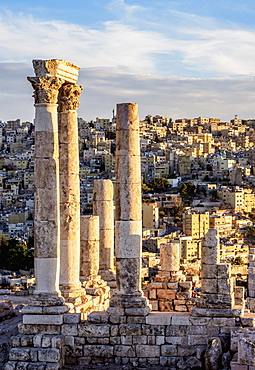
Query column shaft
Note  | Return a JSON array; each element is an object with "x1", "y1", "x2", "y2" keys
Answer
[
  {"x1": 80, "y1": 215, "x2": 100, "y2": 280},
  {"x1": 58, "y1": 83, "x2": 83, "y2": 297},
  {"x1": 108, "y1": 103, "x2": 150, "y2": 316},
  {"x1": 93, "y1": 179, "x2": 115, "y2": 281},
  {"x1": 28, "y1": 73, "x2": 63, "y2": 296}
]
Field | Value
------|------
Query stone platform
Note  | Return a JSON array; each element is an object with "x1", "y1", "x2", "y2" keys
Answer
[{"x1": 5, "y1": 310, "x2": 255, "y2": 369}]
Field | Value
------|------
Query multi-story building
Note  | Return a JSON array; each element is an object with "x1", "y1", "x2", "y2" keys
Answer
[
  {"x1": 183, "y1": 210, "x2": 210, "y2": 239},
  {"x1": 142, "y1": 203, "x2": 159, "y2": 230}
]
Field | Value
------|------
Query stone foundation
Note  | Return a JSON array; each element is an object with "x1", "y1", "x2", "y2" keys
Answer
[{"x1": 5, "y1": 310, "x2": 255, "y2": 369}]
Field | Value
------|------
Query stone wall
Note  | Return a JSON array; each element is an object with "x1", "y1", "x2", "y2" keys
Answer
[
  {"x1": 144, "y1": 281, "x2": 194, "y2": 312},
  {"x1": 5, "y1": 310, "x2": 255, "y2": 369}
]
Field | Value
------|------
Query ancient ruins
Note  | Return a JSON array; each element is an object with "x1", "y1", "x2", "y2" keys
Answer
[{"x1": 4, "y1": 59, "x2": 255, "y2": 369}]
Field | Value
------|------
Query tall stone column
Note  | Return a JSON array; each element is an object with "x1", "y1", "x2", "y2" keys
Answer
[
  {"x1": 93, "y1": 179, "x2": 116, "y2": 283},
  {"x1": 58, "y1": 83, "x2": 85, "y2": 303},
  {"x1": 108, "y1": 103, "x2": 150, "y2": 316},
  {"x1": 28, "y1": 68, "x2": 63, "y2": 297}
]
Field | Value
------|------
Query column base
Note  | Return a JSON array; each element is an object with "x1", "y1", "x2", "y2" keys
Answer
[
  {"x1": 29, "y1": 295, "x2": 65, "y2": 307},
  {"x1": 107, "y1": 292, "x2": 151, "y2": 316},
  {"x1": 191, "y1": 306, "x2": 244, "y2": 317},
  {"x1": 60, "y1": 283, "x2": 86, "y2": 305}
]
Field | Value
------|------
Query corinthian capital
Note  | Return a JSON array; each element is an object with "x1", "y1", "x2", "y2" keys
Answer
[
  {"x1": 58, "y1": 84, "x2": 84, "y2": 112},
  {"x1": 27, "y1": 76, "x2": 64, "y2": 104}
]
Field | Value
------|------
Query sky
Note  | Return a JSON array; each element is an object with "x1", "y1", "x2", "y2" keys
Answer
[{"x1": 1, "y1": 0, "x2": 255, "y2": 122}]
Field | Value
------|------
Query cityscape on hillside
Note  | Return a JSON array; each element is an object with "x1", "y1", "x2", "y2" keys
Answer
[{"x1": 1, "y1": 113, "x2": 255, "y2": 282}]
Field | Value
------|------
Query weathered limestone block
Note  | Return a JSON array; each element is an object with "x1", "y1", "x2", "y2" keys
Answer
[
  {"x1": 238, "y1": 338, "x2": 255, "y2": 365},
  {"x1": 204, "y1": 337, "x2": 223, "y2": 370},
  {"x1": 167, "y1": 282, "x2": 178, "y2": 289},
  {"x1": 175, "y1": 305, "x2": 187, "y2": 312},
  {"x1": 179, "y1": 282, "x2": 192, "y2": 290},
  {"x1": 192, "y1": 307, "x2": 243, "y2": 317},
  {"x1": 201, "y1": 246, "x2": 219, "y2": 265},
  {"x1": 160, "y1": 243, "x2": 180, "y2": 272},
  {"x1": 32, "y1": 59, "x2": 80, "y2": 83},
  {"x1": 59, "y1": 143, "x2": 80, "y2": 174},
  {"x1": 136, "y1": 345, "x2": 160, "y2": 358},
  {"x1": 38, "y1": 348, "x2": 60, "y2": 362},
  {"x1": 115, "y1": 183, "x2": 142, "y2": 221},
  {"x1": 115, "y1": 155, "x2": 141, "y2": 184},
  {"x1": 201, "y1": 264, "x2": 217, "y2": 279},
  {"x1": 0, "y1": 299, "x2": 14, "y2": 320},
  {"x1": 157, "y1": 290, "x2": 176, "y2": 300},
  {"x1": 115, "y1": 257, "x2": 141, "y2": 295},
  {"x1": 23, "y1": 315, "x2": 63, "y2": 325},
  {"x1": 115, "y1": 221, "x2": 142, "y2": 258},
  {"x1": 201, "y1": 278, "x2": 218, "y2": 294},
  {"x1": 34, "y1": 258, "x2": 60, "y2": 295},
  {"x1": 59, "y1": 174, "x2": 80, "y2": 204},
  {"x1": 176, "y1": 291, "x2": 191, "y2": 300},
  {"x1": 34, "y1": 158, "x2": 58, "y2": 189},
  {"x1": 217, "y1": 277, "x2": 233, "y2": 294},
  {"x1": 201, "y1": 229, "x2": 220, "y2": 265},
  {"x1": 217, "y1": 264, "x2": 231, "y2": 279}
]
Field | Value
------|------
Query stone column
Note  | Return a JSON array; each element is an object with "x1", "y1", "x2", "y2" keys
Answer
[
  {"x1": 93, "y1": 179, "x2": 116, "y2": 283},
  {"x1": 28, "y1": 68, "x2": 63, "y2": 297},
  {"x1": 108, "y1": 103, "x2": 150, "y2": 316},
  {"x1": 80, "y1": 215, "x2": 100, "y2": 281},
  {"x1": 160, "y1": 243, "x2": 180, "y2": 273},
  {"x1": 58, "y1": 83, "x2": 85, "y2": 302}
]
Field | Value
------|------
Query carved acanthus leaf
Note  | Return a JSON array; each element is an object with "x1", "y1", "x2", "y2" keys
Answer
[
  {"x1": 58, "y1": 84, "x2": 84, "y2": 112},
  {"x1": 27, "y1": 76, "x2": 64, "y2": 104}
]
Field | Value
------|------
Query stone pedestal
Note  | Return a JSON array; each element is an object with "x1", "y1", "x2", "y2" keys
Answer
[
  {"x1": 192, "y1": 228, "x2": 243, "y2": 317},
  {"x1": 107, "y1": 103, "x2": 150, "y2": 317},
  {"x1": 93, "y1": 179, "x2": 116, "y2": 283},
  {"x1": 144, "y1": 242, "x2": 193, "y2": 312},
  {"x1": 58, "y1": 83, "x2": 85, "y2": 302}
]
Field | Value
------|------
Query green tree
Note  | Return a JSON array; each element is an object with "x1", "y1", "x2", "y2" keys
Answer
[
  {"x1": 0, "y1": 238, "x2": 34, "y2": 271},
  {"x1": 0, "y1": 237, "x2": 9, "y2": 269},
  {"x1": 147, "y1": 178, "x2": 171, "y2": 193},
  {"x1": 180, "y1": 182, "x2": 195, "y2": 205}
]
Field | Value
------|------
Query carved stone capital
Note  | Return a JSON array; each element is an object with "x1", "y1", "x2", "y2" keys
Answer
[
  {"x1": 27, "y1": 76, "x2": 64, "y2": 104},
  {"x1": 58, "y1": 84, "x2": 84, "y2": 112}
]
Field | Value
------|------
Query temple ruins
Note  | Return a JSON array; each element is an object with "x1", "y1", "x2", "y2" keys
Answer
[{"x1": 4, "y1": 59, "x2": 255, "y2": 369}]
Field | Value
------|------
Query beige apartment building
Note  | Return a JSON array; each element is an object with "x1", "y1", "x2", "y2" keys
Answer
[
  {"x1": 142, "y1": 203, "x2": 159, "y2": 229},
  {"x1": 182, "y1": 210, "x2": 210, "y2": 239},
  {"x1": 209, "y1": 212, "x2": 233, "y2": 236},
  {"x1": 173, "y1": 236, "x2": 201, "y2": 260},
  {"x1": 218, "y1": 186, "x2": 255, "y2": 212},
  {"x1": 178, "y1": 155, "x2": 192, "y2": 175}
]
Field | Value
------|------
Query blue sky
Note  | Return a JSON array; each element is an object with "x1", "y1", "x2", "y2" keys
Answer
[{"x1": 1, "y1": 0, "x2": 255, "y2": 121}]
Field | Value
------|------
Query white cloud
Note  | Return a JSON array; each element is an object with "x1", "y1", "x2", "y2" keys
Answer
[
  {"x1": 1, "y1": 7, "x2": 255, "y2": 79},
  {"x1": 0, "y1": 10, "x2": 169, "y2": 74},
  {"x1": 1, "y1": 63, "x2": 255, "y2": 123},
  {"x1": 1, "y1": 5, "x2": 255, "y2": 121}
]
